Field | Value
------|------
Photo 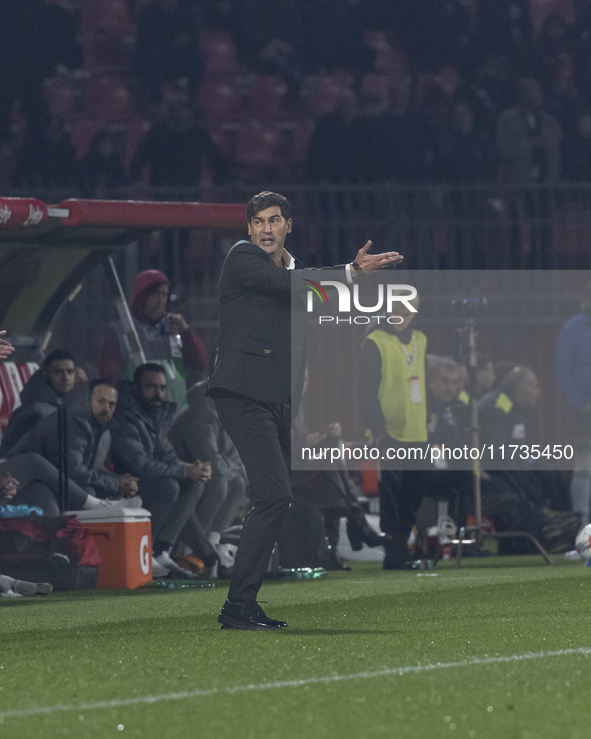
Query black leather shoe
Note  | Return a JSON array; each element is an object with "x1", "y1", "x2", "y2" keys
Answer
[
  {"x1": 347, "y1": 511, "x2": 392, "y2": 551},
  {"x1": 218, "y1": 599, "x2": 288, "y2": 630}
]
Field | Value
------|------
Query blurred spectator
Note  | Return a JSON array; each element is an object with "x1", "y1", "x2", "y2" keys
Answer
[
  {"x1": 170, "y1": 380, "x2": 248, "y2": 572},
  {"x1": 475, "y1": 0, "x2": 534, "y2": 64},
  {"x1": 535, "y1": 14, "x2": 577, "y2": 94},
  {"x1": 424, "y1": 355, "x2": 473, "y2": 525},
  {"x1": 134, "y1": 0, "x2": 205, "y2": 104},
  {"x1": 78, "y1": 131, "x2": 127, "y2": 198},
  {"x1": 111, "y1": 364, "x2": 217, "y2": 577},
  {"x1": 478, "y1": 366, "x2": 576, "y2": 552},
  {"x1": 496, "y1": 78, "x2": 561, "y2": 184},
  {"x1": 12, "y1": 116, "x2": 77, "y2": 190},
  {"x1": 99, "y1": 268, "x2": 209, "y2": 407},
  {"x1": 460, "y1": 55, "x2": 518, "y2": 135},
  {"x1": 0, "y1": 350, "x2": 76, "y2": 456},
  {"x1": 435, "y1": 100, "x2": 495, "y2": 267},
  {"x1": 300, "y1": 0, "x2": 375, "y2": 76},
  {"x1": 130, "y1": 101, "x2": 231, "y2": 188},
  {"x1": 561, "y1": 110, "x2": 591, "y2": 180},
  {"x1": 496, "y1": 78, "x2": 560, "y2": 267},
  {"x1": 544, "y1": 77, "x2": 582, "y2": 138},
  {"x1": 305, "y1": 90, "x2": 359, "y2": 184},
  {"x1": 349, "y1": 81, "x2": 430, "y2": 184},
  {"x1": 9, "y1": 380, "x2": 141, "y2": 505},
  {"x1": 377, "y1": 79, "x2": 432, "y2": 183},
  {"x1": 554, "y1": 283, "x2": 591, "y2": 526},
  {"x1": 235, "y1": 0, "x2": 304, "y2": 93},
  {"x1": 494, "y1": 359, "x2": 521, "y2": 389},
  {"x1": 0, "y1": 0, "x2": 81, "y2": 144},
  {"x1": 434, "y1": 100, "x2": 496, "y2": 183},
  {"x1": 347, "y1": 94, "x2": 386, "y2": 183}
]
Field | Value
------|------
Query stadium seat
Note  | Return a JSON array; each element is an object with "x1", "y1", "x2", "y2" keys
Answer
[
  {"x1": 200, "y1": 31, "x2": 241, "y2": 76},
  {"x1": 198, "y1": 78, "x2": 244, "y2": 120},
  {"x1": 235, "y1": 119, "x2": 287, "y2": 181},
  {"x1": 0, "y1": 362, "x2": 39, "y2": 432},
  {"x1": 83, "y1": 76, "x2": 134, "y2": 122},
  {"x1": 80, "y1": 0, "x2": 134, "y2": 34},
  {"x1": 248, "y1": 75, "x2": 289, "y2": 117},
  {"x1": 305, "y1": 74, "x2": 352, "y2": 117},
  {"x1": 375, "y1": 46, "x2": 408, "y2": 78},
  {"x1": 235, "y1": 119, "x2": 284, "y2": 165},
  {"x1": 44, "y1": 77, "x2": 78, "y2": 122}
]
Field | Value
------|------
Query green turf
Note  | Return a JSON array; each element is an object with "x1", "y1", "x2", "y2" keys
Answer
[{"x1": 1, "y1": 556, "x2": 590, "y2": 739}]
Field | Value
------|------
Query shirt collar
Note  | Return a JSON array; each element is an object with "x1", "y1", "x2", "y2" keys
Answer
[{"x1": 283, "y1": 250, "x2": 295, "y2": 270}]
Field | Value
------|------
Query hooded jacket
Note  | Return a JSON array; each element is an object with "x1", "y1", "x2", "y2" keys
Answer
[
  {"x1": 110, "y1": 380, "x2": 187, "y2": 480},
  {"x1": 0, "y1": 370, "x2": 65, "y2": 456},
  {"x1": 98, "y1": 269, "x2": 209, "y2": 406},
  {"x1": 7, "y1": 383, "x2": 120, "y2": 498}
]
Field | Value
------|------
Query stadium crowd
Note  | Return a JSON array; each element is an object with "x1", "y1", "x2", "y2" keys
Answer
[{"x1": 2, "y1": 0, "x2": 591, "y2": 192}]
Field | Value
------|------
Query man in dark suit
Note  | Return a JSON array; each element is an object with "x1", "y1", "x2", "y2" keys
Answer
[{"x1": 208, "y1": 190, "x2": 403, "y2": 630}]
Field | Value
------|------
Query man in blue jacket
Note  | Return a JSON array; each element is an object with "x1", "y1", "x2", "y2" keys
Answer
[{"x1": 554, "y1": 284, "x2": 591, "y2": 527}]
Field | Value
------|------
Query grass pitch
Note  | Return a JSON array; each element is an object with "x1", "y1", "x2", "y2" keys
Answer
[{"x1": 0, "y1": 556, "x2": 590, "y2": 739}]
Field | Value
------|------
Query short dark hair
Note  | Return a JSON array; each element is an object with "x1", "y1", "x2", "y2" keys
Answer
[
  {"x1": 89, "y1": 378, "x2": 118, "y2": 395},
  {"x1": 132, "y1": 363, "x2": 166, "y2": 386},
  {"x1": 500, "y1": 366, "x2": 535, "y2": 396},
  {"x1": 246, "y1": 191, "x2": 291, "y2": 222},
  {"x1": 43, "y1": 349, "x2": 74, "y2": 369}
]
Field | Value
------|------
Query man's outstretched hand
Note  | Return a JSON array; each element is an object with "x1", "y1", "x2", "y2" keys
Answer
[
  {"x1": 353, "y1": 241, "x2": 404, "y2": 273},
  {"x1": 0, "y1": 331, "x2": 14, "y2": 360}
]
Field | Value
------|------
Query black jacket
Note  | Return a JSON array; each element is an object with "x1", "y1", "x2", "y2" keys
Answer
[
  {"x1": 110, "y1": 381, "x2": 187, "y2": 480},
  {"x1": 207, "y1": 240, "x2": 345, "y2": 408},
  {"x1": 0, "y1": 371, "x2": 64, "y2": 456}
]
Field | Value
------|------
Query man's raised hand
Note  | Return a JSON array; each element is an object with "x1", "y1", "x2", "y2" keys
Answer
[{"x1": 352, "y1": 240, "x2": 404, "y2": 274}]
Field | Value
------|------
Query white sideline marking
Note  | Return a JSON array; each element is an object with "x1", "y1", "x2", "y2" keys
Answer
[{"x1": 1, "y1": 647, "x2": 590, "y2": 720}]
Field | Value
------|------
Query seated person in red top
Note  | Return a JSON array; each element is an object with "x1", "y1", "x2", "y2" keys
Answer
[{"x1": 98, "y1": 269, "x2": 209, "y2": 407}]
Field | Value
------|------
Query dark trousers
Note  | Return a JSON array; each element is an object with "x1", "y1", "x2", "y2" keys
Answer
[
  {"x1": 138, "y1": 477, "x2": 201, "y2": 550},
  {"x1": 2, "y1": 453, "x2": 89, "y2": 515},
  {"x1": 214, "y1": 394, "x2": 292, "y2": 602}
]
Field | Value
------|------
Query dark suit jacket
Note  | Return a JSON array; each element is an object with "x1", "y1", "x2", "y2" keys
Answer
[{"x1": 207, "y1": 239, "x2": 345, "y2": 409}]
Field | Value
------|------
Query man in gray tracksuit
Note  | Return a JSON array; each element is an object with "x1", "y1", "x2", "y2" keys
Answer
[
  {"x1": 110, "y1": 363, "x2": 217, "y2": 576},
  {"x1": 8, "y1": 379, "x2": 140, "y2": 502}
]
